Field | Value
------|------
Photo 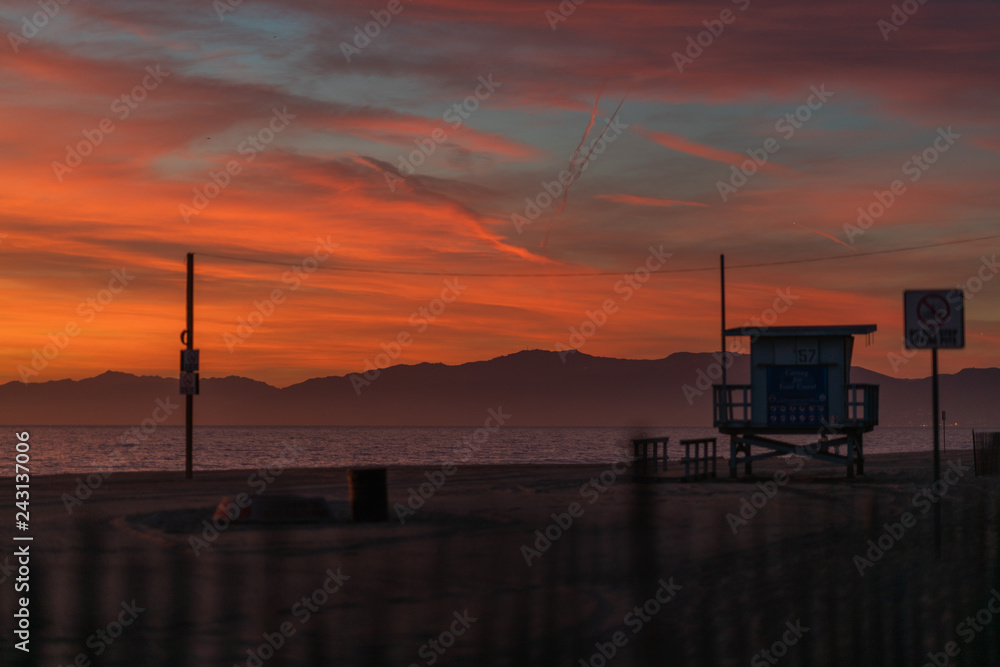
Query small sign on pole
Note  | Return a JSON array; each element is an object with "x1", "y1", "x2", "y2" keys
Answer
[
  {"x1": 180, "y1": 349, "x2": 200, "y2": 372},
  {"x1": 180, "y1": 371, "x2": 199, "y2": 395},
  {"x1": 904, "y1": 289, "x2": 965, "y2": 349}
]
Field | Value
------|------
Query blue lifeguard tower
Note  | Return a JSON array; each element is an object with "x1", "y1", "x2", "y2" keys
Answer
[{"x1": 713, "y1": 325, "x2": 879, "y2": 478}]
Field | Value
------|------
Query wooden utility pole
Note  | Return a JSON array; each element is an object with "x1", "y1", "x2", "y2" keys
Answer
[
  {"x1": 184, "y1": 252, "x2": 194, "y2": 479},
  {"x1": 720, "y1": 254, "x2": 727, "y2": 422}
]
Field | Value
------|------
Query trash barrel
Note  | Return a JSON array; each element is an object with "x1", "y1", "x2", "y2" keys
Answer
[{"x1": 348, "y1": 468, "x2": 388, "y2": 522}]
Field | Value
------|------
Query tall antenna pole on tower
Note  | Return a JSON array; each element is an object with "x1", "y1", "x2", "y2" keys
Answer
[
  {"x1": 720, "y1": 254, "x2": 727, "y2": 422},
  {"x1": 185, "y1": 252, "x2": 194, "y2": 479}
]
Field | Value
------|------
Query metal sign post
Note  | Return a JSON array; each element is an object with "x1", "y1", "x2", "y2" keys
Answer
[
  {"x1": 942, "y1": 410, "x2": 947, "y2": 451},
  {"x1": 180, "y1": 253, "x2": 199, "y2": 479},
  {"x1": 903, "y1": 289, "x2": 964, "y2": 558},
  {"x1": 932, "y1": 347, "x2": 940, "y2": 486}
]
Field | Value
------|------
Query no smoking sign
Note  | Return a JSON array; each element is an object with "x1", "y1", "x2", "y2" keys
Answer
[
  {"x1": 904, "y1": 289, "x2": 964, "y2": 349},
  {"x1": 179, "y1": 371, "x2": 200, "y2": 395}
]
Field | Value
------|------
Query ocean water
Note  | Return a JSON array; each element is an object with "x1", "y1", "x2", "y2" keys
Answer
[{"x1": 5, "y1": 425, "x2": 990, "y2": 477}]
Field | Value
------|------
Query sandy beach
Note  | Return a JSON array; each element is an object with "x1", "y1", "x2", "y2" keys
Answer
[{"x1": 3, "y1": 450, "x2": 999, "y2": 666}]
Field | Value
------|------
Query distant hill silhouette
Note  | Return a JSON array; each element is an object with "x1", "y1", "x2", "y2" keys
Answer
[{"x1": 1, "y1": 350, "x2": 997, "y2": 426}]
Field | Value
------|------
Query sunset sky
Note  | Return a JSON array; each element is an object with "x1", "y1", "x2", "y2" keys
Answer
[{"x1": 3, "y1": 0, "x2": 998, "y2": 387}]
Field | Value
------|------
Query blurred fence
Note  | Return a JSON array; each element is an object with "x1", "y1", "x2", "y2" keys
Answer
[
  {"x1": 2, "y1": 467, "x2": 1000, "y2": 667},
  {"x1": 974, "y1": 431, "x2": 1000, "y2": 475}
]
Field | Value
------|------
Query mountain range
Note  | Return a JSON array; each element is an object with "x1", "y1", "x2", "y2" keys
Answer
[{"x1": 2, "y1": 350, "x2": 997, "y2": 426}]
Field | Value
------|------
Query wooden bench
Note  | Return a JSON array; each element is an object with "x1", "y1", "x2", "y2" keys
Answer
[
  {"x1": 632, "y1": 437, "x2": 668, "y2": 473},
  {"x1": 680, "y1": 438, "x2": 717, "y2": 481}
]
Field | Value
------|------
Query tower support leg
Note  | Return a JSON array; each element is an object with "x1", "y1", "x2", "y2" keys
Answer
[
  {"x1": 856, "y1": 433, "x2": 865, "y2": 475},
  {"x1": 729, "y1": 435, "x2": 738, "y2": 478},
  {"x1": 846, "y1": 432, "x2": 856, "y2": 479}
]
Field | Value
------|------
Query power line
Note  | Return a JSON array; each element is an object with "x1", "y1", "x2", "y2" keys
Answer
[
  {"x1": 195, "y1": 232, "x2": 1000, "y2": 278},
  {"x1": 718, "y1": 232, "x2": 1000, "y2": 271}
]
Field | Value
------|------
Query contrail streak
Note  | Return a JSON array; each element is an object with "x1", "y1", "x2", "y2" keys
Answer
[
  {"x1": 540, "y1": 46, "x2": 623, "y2": 249},
  {"x1": 794, "y1": 222, "x2": 858, "y2": 251},
  {"x1": 566, "y1": 80, "x2": 606, "y2": 172},
  {"x1": 541, "y1": 91, "x2": 629, "y2": 248}
]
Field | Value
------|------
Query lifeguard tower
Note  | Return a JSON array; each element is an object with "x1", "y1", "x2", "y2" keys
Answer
[{"x1": 713, "y1": 325, "x2": 879, "y2": 478}]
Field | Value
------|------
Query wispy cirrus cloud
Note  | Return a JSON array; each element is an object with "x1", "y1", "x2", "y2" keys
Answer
[
  {"x1": 0, "y1": 0, "x2": 997, "y2": 384},
  {"x1": 595, "y1": 194, "x2": 708, "y2": 208}
]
